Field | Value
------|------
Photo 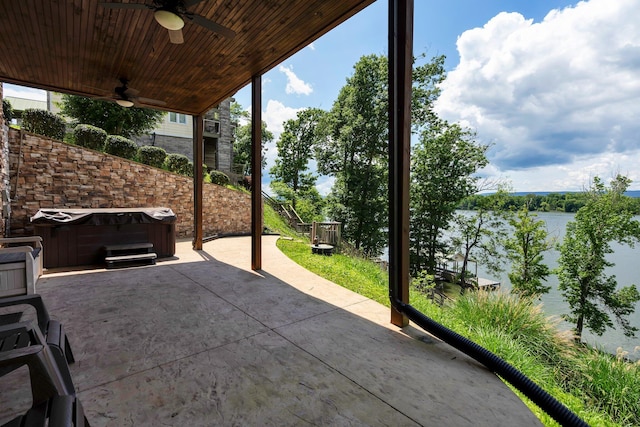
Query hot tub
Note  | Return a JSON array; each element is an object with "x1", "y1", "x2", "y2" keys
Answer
[{"x1": 31, "y1": 207, "x2": 176, "y2": 268}]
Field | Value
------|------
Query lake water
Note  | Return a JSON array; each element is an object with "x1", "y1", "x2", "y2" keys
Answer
[
  {"x1": 481, "y1": 211, "x2": 639, "y2": 359},
  {"x1": 388, "y1": 211, "x2": 640, "y2": 359}
]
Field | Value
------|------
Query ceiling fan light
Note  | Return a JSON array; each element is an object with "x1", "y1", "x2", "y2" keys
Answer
[
  {"x1": 116, "y1": 99, "x2": 134, "y2": 108},
  {"x1": 154, "y1": 9, "x2": 184, "y2": 30}
]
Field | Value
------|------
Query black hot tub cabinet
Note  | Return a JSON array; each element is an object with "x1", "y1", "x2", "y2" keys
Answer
[{"x1": 31, "y1": 207, "x2": 176, "y2": 269}]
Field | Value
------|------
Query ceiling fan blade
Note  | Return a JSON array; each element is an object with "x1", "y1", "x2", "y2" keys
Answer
[
  {"x1": 191, "y1": 14, "x2": 236, "y2": 39},
  {"x1": 99, "y1": 2, "x2": 149, "y2": 10},
  {"x1": 123, "y1": 87, "x2": 140, "y2": 97},
  {"x1": 168, "y1": 29, "x2": 184, "y2": 44},
  {"x1": 137, "y1": 97, "x2": 167, "y2": 106},
  {"x1": 184, "y1": 0, "x2": 207, "y2": 7}
]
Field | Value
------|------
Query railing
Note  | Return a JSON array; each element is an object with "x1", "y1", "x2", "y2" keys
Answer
[
  {"x1": 261, "y1": 192, "x2": 312, "y2": 234},
  {"x1": 203, "y1": 119, "x2": 220, "y2": 135}
]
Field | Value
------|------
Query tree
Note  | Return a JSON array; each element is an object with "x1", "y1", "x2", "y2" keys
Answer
[
  {"x1": 317, "y1": 53, "x2": 447, "y2": 257},
  {"x1": 504, "y1": 206, "x2": 552, "y2": 298},
  {"x1": 59, "y1": 94, "x2": 164, "y2": 138},
  {"x1": 410, "y1": 120, "x2": 488, "y2": 273},
  {"x1": 450, "y1": 191, "x2": 510, "y2": 292},
  {"x1": 557, "y1": 175, "x2": 640, "y2": 340},
  {"x1": 270, "y1": 180, "x2": 325, "y2": 223},
  {"x1": 2, "y1": 98, "x2": 14, "y2": 123},
  {"x1": 231, "y1": 101, "x2": 273, "y2": 176},
  {"x1": 270, "y1": 108, "x2": 326, "y2": 200},
  {"x1": 316, "y1": 54, "x2": 389, "y2": 256},
  {"x1": 411, "y1": 53, "x2": 446, "y2": 131}
]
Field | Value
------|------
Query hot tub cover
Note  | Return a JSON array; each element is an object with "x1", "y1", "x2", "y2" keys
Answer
[{"x1": 31, "y1": 207, "x2": 176, "y2": 225}]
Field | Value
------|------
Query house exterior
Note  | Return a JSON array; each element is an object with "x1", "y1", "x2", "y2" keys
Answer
[
  {"x1": 2, "y1": 96, "x2": 47, "y2": 126},
  {"x1": 131, "y1": 98, "x2": 236, "y2": 177},
  {"x1": 5, "y1": 92, "x2": 236, "y2": 177}
]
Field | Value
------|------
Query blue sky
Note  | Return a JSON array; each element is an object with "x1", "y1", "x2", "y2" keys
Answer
[
  {"x1": 7, "y1": 0, "x2": 640, "y2": 194},
  {"x1": 232, "y1": 0, "x2": 640, "y2": 195}
]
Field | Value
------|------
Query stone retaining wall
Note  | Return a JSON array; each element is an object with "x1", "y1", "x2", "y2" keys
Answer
[{"x1": 7, "y1": 129, "x2": 252, "y2": 238}]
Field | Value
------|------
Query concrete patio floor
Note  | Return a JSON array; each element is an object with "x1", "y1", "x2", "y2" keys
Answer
[{"x1": 1, "y1": 235, "x2": 541, "y2": 426}]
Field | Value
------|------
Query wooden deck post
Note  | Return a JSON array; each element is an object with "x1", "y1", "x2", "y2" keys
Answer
[
  {"x1": 388, "y1": 0, "x2": 413, "y2": 327},
  {"x1": 251, "y1": 74, "x2": 262, "y2": 270},
  {"x1": 193, "y1": 114, "x2": 204, "y2": 250}
]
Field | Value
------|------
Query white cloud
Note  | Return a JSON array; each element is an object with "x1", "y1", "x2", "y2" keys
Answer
[
  {"x1": 307, "y1": 43, "x2": 316, "y2": 51},
  {"x1": 480, "y1": 149, "x2": 640, "y2": 192},
  {"x1": 278, "y1": 65, "x2": 313, "y2": 95},
  {"x1": 435, "y1": 0, "x2": 640, "y2": 189},
  {"x1": 263, "y1": 99, "x2": 300, "y2": 135},
  {"x1": 315, "y1": 175, "x2": 335, "y2": 196},
  {"x1": 262, "y1": 99, "x2": 301, "y2": 169}
]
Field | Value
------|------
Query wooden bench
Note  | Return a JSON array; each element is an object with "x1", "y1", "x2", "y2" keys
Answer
[{"x1": 104, "y1": 243, "x2": 157, "y2": 269}]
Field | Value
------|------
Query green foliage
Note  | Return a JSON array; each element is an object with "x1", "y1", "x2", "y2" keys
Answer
[
  {"x1": 411, "y1": 270, "x2": 437, "y2": 293},
  {"x1": 456, "y1": 191, "x2": 640, "y2": 214},
  {"x1": 263, "y1": 203, "x2": 299, "y2": 238},
  {"x1": 557, "y1": 175, "x2": 640, "y2": 340},
  {"x1": 269, "y1": 108, "x2": 328, "y2": 222},
  {"x1": 73, "y1": 124, "x2": 107, "y2": 150},
  {"x1": 137, "y1": 145, "x2": 167, "y2": 168},
  {"x1": 316, "y1": 53, "x2": 447, "y2": 258},
  {"x1": 59, "y1": 94, "x2": 164, "y2": 138},
  {"x1": 410, "y1": 120, "x2": 489, "y2": 273},
  {"x1": 504, "y1": 207, "x2": 553, "y2": 297},
  {"x1": 2, "y1": 98, "x2": 14, "y2": 123},
  {"x1": 104, "y1": 135, "x2": 137, "y2": 159},
  {"x1": 270, "y1": 108, "x2": 325, "y2": 194},
  {"x1": 454, "y1": 292, "x2": 571, "y2": 361},
  {"x1": 21, "y1": 108, "x2": 66, "y2": 140},
  {"x1": 276, "y1": 238, "x2": 389, "y2": 306},
  {"x1": 316, "y1": 54, "x2": 389, "y2": 257},
  {"x1": 411, "y1": 53, "x2": 447, "y2": 131},
  {"x1": 233, "y1": 114, "x2": 273, "y2": 175},
  {"x1": 164, "y1": 153, "x2": 192, "y2": 176},
  {"x1": 209, "y1": 170, "x2": 230, "y2": 186},
  {"x1": 573, "y1": 347, "x2": 640, "y2": 426},
  {"x1": 270, "y1": 180, "x2": 325, "y2": 223},
  {"x1": 451, "y1": 192, "x2": 511, "y2": 289}
]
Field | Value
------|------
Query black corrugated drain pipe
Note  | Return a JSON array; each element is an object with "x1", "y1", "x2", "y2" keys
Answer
[{"x1": 390, "y1": 297, "x2": 589, "y2": 427}]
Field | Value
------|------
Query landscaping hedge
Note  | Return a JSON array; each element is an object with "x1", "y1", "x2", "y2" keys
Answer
[
  {"x1": 22, "y1": 109, "x2": 66, "y2": 140},
  {"x1": 73, "y1": 124, "x2": 107, "y2": 150},
  {"x1": 138, "y1": 145, "x2": 167, "y2": 168},
  {"x1": 164, "y1": 153, "x2": 192, "y2": 176},
  {"x1": 104, "y1": 135, "x2": 137, "y2": 160},
  {"x1": 2, "y1": 99, "x2": 13, "y2": 123},
  {"x1": 209, "y1": 170, "x2": 230, "y2": 186}
]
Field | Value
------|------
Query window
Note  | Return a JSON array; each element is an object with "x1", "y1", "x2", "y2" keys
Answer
[{"x1": 169, "y1": 112, "x2": 187, "y2": 124}]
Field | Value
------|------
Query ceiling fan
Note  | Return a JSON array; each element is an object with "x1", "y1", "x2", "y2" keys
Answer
[
  {"x1": 97, "y1": 78, "x2": 167, "y2": 108},
  {"x1": 100, "y1": 0, "x2": 236, "y2": 44}
]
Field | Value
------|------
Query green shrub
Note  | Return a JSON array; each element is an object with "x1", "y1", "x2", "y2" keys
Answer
[
  {"x1": 2, "y1": 99, "x2": 14, "y2": 123},
  {"x1": 573, "y1": 347, "x2": 640, "y2": 426},
  {"x1": 185, "y1": 161, "x2": 194, "y2": 177},
  {"x1": 209, "y1": 170, "x2": 230, "y2": 186},
  {"x1": 138, "y1": 145, "x2": 167, "y2": 168},
  {"x1": 73, "y1": 124, "x2": 107, "y2": 150},
  {"x1": 104, "y1": 135, "x2": 137, "y2": 160},
  {"x1": 21, "y1": 109, "x2": 66, "y2": 140},
  {"x1": 164, "y1": 153, "x2": 192, "y2": 176}
]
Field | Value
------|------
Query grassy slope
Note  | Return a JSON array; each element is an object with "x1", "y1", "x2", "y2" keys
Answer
[{"x1": 266, "y1": 207, "x2": 639, "y2": 427}]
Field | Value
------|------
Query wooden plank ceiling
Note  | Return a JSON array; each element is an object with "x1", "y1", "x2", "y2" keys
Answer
[{"x1": 0, "y1": 0, "x2": 375, "y2": 115}]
